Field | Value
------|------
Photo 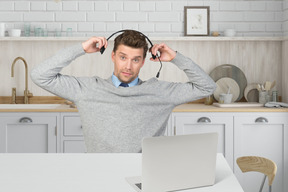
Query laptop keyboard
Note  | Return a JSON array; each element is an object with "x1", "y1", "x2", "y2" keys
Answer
[{"x1": 135, "y1": 183, "x2": 142, "y2": 190}]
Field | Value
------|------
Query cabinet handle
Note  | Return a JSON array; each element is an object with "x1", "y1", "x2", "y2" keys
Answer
[
  {"x1": 255, "y1": 117, "x2": 268, "y2": 123},
  {"x1": 19, "y1": 117, "x2": 33, "y2": 123},
  {"x1": 197, "y1": 117, "x2": 211, "y2": 123}
]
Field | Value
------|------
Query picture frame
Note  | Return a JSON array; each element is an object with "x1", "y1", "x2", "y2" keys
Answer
[{"x1": 184, "y1": 6, "x2": 210, "y2": 36}]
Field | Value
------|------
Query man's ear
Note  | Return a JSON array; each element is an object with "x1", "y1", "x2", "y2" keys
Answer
[{"x1": 111, "y1": 51, "x2": 115, "y2": 62}]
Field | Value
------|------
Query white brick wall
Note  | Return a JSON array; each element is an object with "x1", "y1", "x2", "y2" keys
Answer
[
  {"x1": 284, "y1": 0, "x2": 288, "y2": 36},
  {"x1": 0, "y1": 0, "x2": 286, "y2": 37}
]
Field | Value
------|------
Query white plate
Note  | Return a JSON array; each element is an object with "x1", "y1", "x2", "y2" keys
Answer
[{"x1": 213, "y1": 77, "x2": 240, "y2": 102}]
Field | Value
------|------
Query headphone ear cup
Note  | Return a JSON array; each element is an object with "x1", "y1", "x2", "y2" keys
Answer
[
  {"x1": 100, "y1": 47, "x2": 105, "y2": 54},
  {"x1": 149, "y1": 46, "x2": 156, "y2": 59}
]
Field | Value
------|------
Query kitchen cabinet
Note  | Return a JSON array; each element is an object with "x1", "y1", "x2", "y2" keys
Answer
[
  {"x1": 170, "y1": 110, "x2": 288, "y2": 192},
  {"x1": 234, "y1": 113, "x2": 288, "y2": 192},
  {"x1": 170, "y1": 112, "x2": 234, "y2": 169},
  {"x1": 60, "y1": 113, "x2": 86, "y2": 153},
  {"x1": 0, "y1": 113, "x2": 59, "y2": 153}
]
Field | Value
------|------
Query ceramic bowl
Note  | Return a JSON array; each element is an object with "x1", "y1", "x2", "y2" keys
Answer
[
  {"x1": 8, "y1": 29, "x2": 21, "y2": 37},
  {"x1": 224, "y1": 29, "x2": 236, "y2": 37}
]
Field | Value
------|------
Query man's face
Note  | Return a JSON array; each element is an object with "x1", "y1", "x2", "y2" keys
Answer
[{"x1": 112, "y1": 44, "x2": 145, "y2": 84}]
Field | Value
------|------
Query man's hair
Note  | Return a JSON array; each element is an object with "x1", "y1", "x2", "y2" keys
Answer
[{"x1": 113, "y1": 30, "x2": 148, "y2": 58}]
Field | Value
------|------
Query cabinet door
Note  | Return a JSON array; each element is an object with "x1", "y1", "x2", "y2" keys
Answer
[
  {"x1": 0, "y1": 114, "x2": 57, "y2": 153},
  {"x1": 172, "y1": 112, "x2": 234, "y2": 169},
  {"x1": 61, "y1": 113, "x2": 86, "y2": 153},
  {"x1": 234, "y1": 113, "x2": 288, "y2": 192}
]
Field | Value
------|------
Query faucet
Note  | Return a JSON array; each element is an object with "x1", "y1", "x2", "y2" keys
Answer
[
  {"x1": 11, "y1": 87, "x2": 16, "y2": 104},
  {"x1": 11, "y1": 57, "x2": 33, "y2": 104}
]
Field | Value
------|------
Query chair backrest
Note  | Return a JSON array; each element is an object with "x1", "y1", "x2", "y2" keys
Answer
[{"x1": 236, "y1": 156, "x2": 277, "y2": 186}]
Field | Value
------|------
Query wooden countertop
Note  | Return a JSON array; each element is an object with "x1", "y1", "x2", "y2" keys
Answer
[
  {"x1": 0, "y1": 103, "x2": 287, "y2": 112},
  {"x1": 0, "y1": 104, "x2": 78, "y2": 112}
]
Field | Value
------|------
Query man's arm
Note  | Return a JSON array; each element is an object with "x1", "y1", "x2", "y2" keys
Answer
[
  {"x1": 30, "y1": 37, "x2": 108, "y2": 102},
  {"x1": 150, "y1": 43, "x2": 216, "y2": 105}
]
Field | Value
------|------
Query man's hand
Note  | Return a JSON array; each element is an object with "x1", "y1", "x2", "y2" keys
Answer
[
  {"x1": 149, "y1": 43, "x2": 177, "y2": 62},
  {"x1": 82, "y1": 37, "x2": 108, "y2": 53}
]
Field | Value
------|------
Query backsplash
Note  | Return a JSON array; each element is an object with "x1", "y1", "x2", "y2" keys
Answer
[
  {"x1": 0, "y1": 38, "x2": 284, "y2": 101},
  {"x1": 0, "y1": 0, "x2": 286, "y2": 37}
]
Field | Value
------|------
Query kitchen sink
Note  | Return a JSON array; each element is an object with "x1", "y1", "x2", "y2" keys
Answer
[{"x1": 0, "y1": 104, "x2": 71, "y2": 109}]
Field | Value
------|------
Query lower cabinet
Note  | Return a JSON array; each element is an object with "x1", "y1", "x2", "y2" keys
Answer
[
  {"x1": 1, "y1": 111, "x2": 287, "y2": 191},
  {"x1": 60, "y1": 113, "x2": 86, "y2": 153},
  {"x1": 170, "y1": 112, "x2": 288, "y2": 192},
  {"x1": 0, "y1": 113, "x2": 58, "y2": 153},
  {"x1": 234, "y1": 113, "x2": 288, "y2": 192},
  {"x1": 171, "y1": 112, "x2": 234, "y2": 169}
]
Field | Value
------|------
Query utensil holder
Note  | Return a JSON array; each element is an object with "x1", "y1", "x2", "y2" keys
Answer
[{"x1": 259, "y1": 91, "x2": 269, "y2": 104}]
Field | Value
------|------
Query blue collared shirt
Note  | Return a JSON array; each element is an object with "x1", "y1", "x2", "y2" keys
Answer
[{"x1": 111, "y1": 74, "x2": 139, "y2": 87}]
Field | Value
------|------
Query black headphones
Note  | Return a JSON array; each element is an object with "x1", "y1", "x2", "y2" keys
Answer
[{"x1": 100, "y1": 30, "x2": 162, "y2": 78}]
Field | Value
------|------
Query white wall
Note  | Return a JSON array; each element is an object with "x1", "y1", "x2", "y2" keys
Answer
[
  {"x1": 284, "y1": 0, "x2": 288, "y2": 36},
  {"x1": 0, "y1": 0, "x2": 285, "y2": 37}
]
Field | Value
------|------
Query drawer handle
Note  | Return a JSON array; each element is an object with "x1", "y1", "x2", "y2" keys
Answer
[
  {"x1": 255, "y1": 117, "x2": 268, "y2": 123},
  {"x1": 197, "y1": 117, "x2": 211, "y2": 123},
  {"x1": 19, "y1": 117, "x2": 33, "y2": 123}
]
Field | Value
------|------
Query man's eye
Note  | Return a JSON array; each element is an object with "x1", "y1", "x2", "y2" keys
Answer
[
  {"x1": 133, "y1": 59, "x2": 139, "y2": 63},
  {"x1": 120, "y1": 56, "x2": 125, "y2": 60}
]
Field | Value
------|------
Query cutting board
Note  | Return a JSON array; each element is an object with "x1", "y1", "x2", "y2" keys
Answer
[
  {"x1": 213, "y1": 102, "x2": 264, "y2": 108},
  {"x1": 214, "y1": 77, "x2": 240, "y2": 102}
]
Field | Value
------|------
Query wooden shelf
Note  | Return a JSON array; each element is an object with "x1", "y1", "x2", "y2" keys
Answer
[{"x1": 0, "y1": 36, "x2": 285, "y2": 42}]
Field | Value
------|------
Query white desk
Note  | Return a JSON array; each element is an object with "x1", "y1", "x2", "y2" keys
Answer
[{"x1": 0, "y1": 153, "x2": 243, "y2": 192}]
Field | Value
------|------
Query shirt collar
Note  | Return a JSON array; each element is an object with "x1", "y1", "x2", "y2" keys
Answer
[{"x1": 111, "y1": 74, "x2": 139, "y2": 87}]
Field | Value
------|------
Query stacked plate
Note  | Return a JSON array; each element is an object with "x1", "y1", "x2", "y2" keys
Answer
[
  {"x1": 210, "y1": 64, "x2": 247, "y2": 102},
  {"x1": 244, "y1": 83, "x2": 259, "y2": 102}
]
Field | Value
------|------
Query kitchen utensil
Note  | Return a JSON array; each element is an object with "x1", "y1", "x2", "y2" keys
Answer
[
  {"x1": 227, "y1": 86, "x2": 231, "y2": 94},
  {"x1": 213, "y1": 77, "x2": 240, "y2": 102},
  {"x1": 210, "y1": 64, "x2": 247, "y2": 101},
  {"x1": 270, "y1": 81, "x2": 276, "y2": 90},
  {"x1": 264, "y1": 81, "x2": 272, "y2": 91},
  {"x1": 261, "y1": 84, "x2": 265, "y2": 91},
  {"x1": 244, "y1": 83, "x2": 259, "y2": 102},
  {"x1": 257, "y1": 84, "x2": 261, "y2": 91}
]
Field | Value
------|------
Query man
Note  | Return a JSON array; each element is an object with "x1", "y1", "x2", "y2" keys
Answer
[{"x1": 31, "y1": 30, "x2": 216, "y2": 153}]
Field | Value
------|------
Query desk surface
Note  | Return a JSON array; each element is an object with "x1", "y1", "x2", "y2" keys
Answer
[{"x1": 0, "y1": 153, "x2": 243, "y2": 192}]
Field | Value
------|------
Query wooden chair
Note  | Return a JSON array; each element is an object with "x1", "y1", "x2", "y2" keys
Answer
[{"x1": 236, "y1": 156, "x2": 277, "y2": 192}]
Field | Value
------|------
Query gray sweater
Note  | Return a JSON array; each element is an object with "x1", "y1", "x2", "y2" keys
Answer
[{"x1": 30, "y1": 44, "x2": 216, "y2": 153}]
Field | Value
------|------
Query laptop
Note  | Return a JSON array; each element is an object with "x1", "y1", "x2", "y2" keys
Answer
[{"x1": 126, "y1": 132, "x2": 218, "y2": 192}]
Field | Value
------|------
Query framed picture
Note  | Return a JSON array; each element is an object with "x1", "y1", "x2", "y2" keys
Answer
[{"x1": 184, "y1": 6, "x2": 210, "y2": 36}]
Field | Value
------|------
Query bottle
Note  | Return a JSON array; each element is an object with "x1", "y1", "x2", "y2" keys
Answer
[{"x1": 272, "y1": 91, "x2": 278, "y2": 102}]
